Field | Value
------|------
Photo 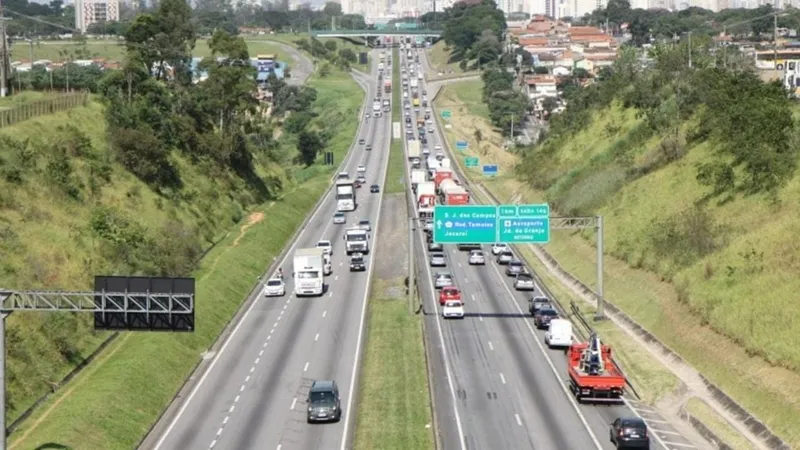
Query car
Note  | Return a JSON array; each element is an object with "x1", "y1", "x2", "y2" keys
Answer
[
  {"x1": 423, "y1": 89, "x2": 427, "y2": 95},
  {"x1": 435, "y1": 151, "x2": 445, "y2": 161},
  {"x1": 514, "y1": 273, "x2": 536, "y2": 291},
  {"x1": 307, "y1": 380, "x2": 342, "y2": 423},
  {"x1": 428, "y1": 127, "x2": 434, "y2": 133},
  {"x1": 316, "y1": 240, "x2": 332, "y2": 256},
  {"x1": 506, "y1": 259, "x2": 525, "y2": 276},
  {"x1": 356, "y1": 176, "x2": 367, "y2": 185},
  {"x1": 422, "y1": 147, "x2": 430, "y2": 156},
  {"x1": 358, "y1": 219, "x2": 371, "y2": 231},
  {"x1": 262, "y1": 278, "x2": 285, "y2": 297},
  {"x1": 534, "y1": 307, "x2": 559, "y2": 329},
  {"x1": 337, "y1": 171, "x2": 350, "y2": 180},
  {"x1": 370, "y1": 184, "x2": 380, "y2": 193},
  {"x1": 438, "y1": 286, "x2": 461, "y2": 305},
  {"x1": 491, "y1": 244, "x2": 509, "y2": 255},
  {"x1": 333, "y1": 212, "x2": 346, "y2": 225},
  {"x1": 434, "y1": 272, "x2": 454, "y2": 289},
  {"x1": 468, "y1": 250, "x2": 485, "y2": 265},
  {"x1": 529, "y1": 296, "x2": 553, "y2": 316},
  {"x1": 373, "y1": 111, "x2": 381, "y2": 118},
  {"x1": 434, "y1": 144, "x2": 442, "y2": 152},
  {"x1": 610, "y1": 417, "x2": 650, "y2": 449},
  {"x1": 357, "y1": 164, "x2": 366, "y2": 173},
  {"x1": 442, "y1": 300, "x2": 465, "y2": 319},
  {"x1": 358, "y1": 139, "x2": 365, "y2": 145},
  {"x1": 365, "y1": 144, "x2": 372, "y2": 151},
  {"x1": 354, "y1": 179, "x2": 362, "y2": 188},
  {"x1": 429, "y1": 252, "x2": 447, "y2": 267},
  {"x1": 423, "y1": 219, "x2": 434, "y2": 231},
  {"x1": 349, "y1": 253, "x2": 366, "y2": 272},
  {"x1": 457, "y1": 243, "x2": 480, "y2": 251},
  {"x1": 428, "y1": 242, "x2": 443, "y2": 252},
  {"x1": 364, "y1": 113, "x2": 370, "y2": 120},
  {"x1": 496, "y1": 250, "x2": 514, "y2": 264}
]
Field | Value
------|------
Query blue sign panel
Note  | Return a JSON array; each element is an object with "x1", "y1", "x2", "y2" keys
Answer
[
  {"x1": 483, "y1": 164, "x2": 498, "y2": 176},
  {"x1": 456, "y1": 140, "x2": 468, "y2": 151}
]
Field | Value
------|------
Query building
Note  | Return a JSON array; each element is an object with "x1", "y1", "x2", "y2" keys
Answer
[{"x1": 75, "y1": 0, "x2": 120, "y2": 33}]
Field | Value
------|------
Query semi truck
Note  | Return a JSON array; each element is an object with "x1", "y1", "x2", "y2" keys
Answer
[
  {"x1": 336, "y1": 178, "x2": 356, "y2": 211},
  {"x1": 293, "y1": 248, "x2": 325, "y2": 296},
  {"x1": 384, "y1": 80, "x2": 392, "y2": 93},
  {"x1": 344, "y1": 228, "x2": 370, "y2": 254},
  {"x1": 439, "y1": 178, "x2": 470, "y2": 205},
  {"x1": 407, "y1": 140, "x2": 421, "y2": 160},
  {"x1": 416, "y1": 181, "x2": 436, "y2": 218},
  {"x1": 434, "y1": 169, "x2": 454, "y2": 189}
]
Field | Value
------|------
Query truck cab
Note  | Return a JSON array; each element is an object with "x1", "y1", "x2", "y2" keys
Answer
[
  {"x1": 344, "y1": 228, "x2": 370, "y2": 254},
  {"x1": 293, "y1": 248, "x2": 325, "y2": 296}
]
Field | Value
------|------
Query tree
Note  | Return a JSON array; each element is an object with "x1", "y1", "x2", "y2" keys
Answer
[
  {"x1": 323, "y1": 2, "x2": 342, "y2": 17},
  {"x1": 297, "y1": 130, "x2": 325, "y2": 166},
  {"x1": 124, "y1": 0, "x2": 195, "y2": 82}
]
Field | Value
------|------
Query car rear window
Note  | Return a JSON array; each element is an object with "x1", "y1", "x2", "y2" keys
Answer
[
  {"x1": 541, "y1": 309, "x2": 558, "y2": 316},
  {"x1": 267, "y1": 280, "x2": 282, "y2": 286}
]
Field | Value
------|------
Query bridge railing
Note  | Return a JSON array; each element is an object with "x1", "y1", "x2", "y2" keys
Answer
[{"x1": 310, "y1": 29, "x2": 442, "y2": 36}]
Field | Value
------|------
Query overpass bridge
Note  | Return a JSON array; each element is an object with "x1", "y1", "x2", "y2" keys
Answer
[{"x1": 311, "y1": 29, "x2": 442, "y2": 38}]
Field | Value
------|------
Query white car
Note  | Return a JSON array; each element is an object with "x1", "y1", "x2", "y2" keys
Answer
[
  {"x1": 434, "y1": 144, "x2": 442, "y2": 152},
  {"x1": 468, "y1": 250, "x2": 485, "y2": 265},
  {"x1": 514, "y1": 273, "x2": 536, "y2": 291},
  {"x1": 337, "y1": 171, "x2": 350, "y2": 180},
  {"x1": 333, "y1": 212, "x2": 346, "y2": 224},
  {"x1": 491, "y1": 244, "x2": 509, "y2": 255},
  {"x1": 357, "y1": 164, "x2": 366, "y2": 173},
  {"x1": 442, "y1": 300, "x2": 465, "y2": 319},
  {"x1": 263, "y1": 278, "x2": 285, "y2": 297},
  {"x1": 428, "y1": 127, "x2": 434, "y2": 133},
  {"x1": 434, "y1": 272, "x2": 454, "y2": 289},
  {"x1": 358, "y1": 219, "x2": 371, "y2": 231},
  {"x1": 317, "y1": 240, "x2": 332, "y2": 256}
]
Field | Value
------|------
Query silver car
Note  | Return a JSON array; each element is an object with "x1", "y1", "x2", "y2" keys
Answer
[
  {"x1": 496, "y1": 250, "x2": 513, "y2": 265},
  {"x1": 358, "y1": 219, "x2": 371, "y2": 231},
  {"x1": 430, "y1": 253, "x2": 447, "y2": 267},
  {"x1": 468, "y1": 250, "x2": 485, "y2": 265},
  {"x1": 514, "y1": 273, "x2": 535, "y2": 291},
  {"x1": 506, "y1": 260, "x2": 525, "y2": 276},
  {"x1": 333, "y1": 212, "x2": 346, "y2": 224},
  {"x1": 491, "y1": 244, "x2": 508, "y2": 255},
  {"x1": 434, "y1": 272, "x2": 454, "y2": 289}
]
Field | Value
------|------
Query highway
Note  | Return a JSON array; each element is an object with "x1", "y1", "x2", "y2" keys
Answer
[
  {"x1": 142, "y1": 49, "x2": 391, "y2": 450},
  {"x1": 403, "y1": 47, "x2": 688, "y2": 450}
]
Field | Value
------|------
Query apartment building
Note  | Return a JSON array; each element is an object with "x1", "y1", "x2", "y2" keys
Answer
[{"x1": 75, "y1": 0, "x2": 119, "y2": 33}]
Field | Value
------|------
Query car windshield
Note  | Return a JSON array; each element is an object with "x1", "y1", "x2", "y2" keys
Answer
[
  {"x1": 541, "y1": 309, "x2": 559, "y2": 316},
  {"x1": 318, "y1": 242, "x2": 330, "y2": 247},
  {"x1": 436, "y1": 274, "x2": 451, "y2": 280},
  {"x1": 297, "y1": 271, "x2": 320, "y2": 279},
  {"x1": 335, "y1": 213, "x2": 344, "y2": 218},
  {"x1": 267, "y1": 280, "x2": 282, "y2": 286},
  {"x1": 360, "y1": 221, "x2": 369, "y2": 225},
  {"x1": 432, "y1": 254, "x2": 444, "y2": 259},
  {"x1": 518, "y1": 275, "x2": 532, "y2": 281},
  {"x1": 352, "y1": 257, "x2": 363, "y2": 263},
  {"x1": 310, "y1": 391, "x2": 335, "y2": 404},
  {"x1": 510, "y1": 261, "x2": 522, "y2": 267},
  {"x1": 471, "y1": 251, "x2": 483, "y2": 256},
  {"x1": 445, "y1": 301, "x2": 462, "y2": 307}
]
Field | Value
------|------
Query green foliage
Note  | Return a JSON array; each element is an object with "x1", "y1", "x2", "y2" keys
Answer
[
  {"x1": 294, "y1": 37, "x2": 359, "y2": 71},
  {"x1": 440, "y1": 0, "x2": 506, "y2": 67},
  {"x1": 481, "y1": 68, "x2": 528, "y2": 135},
  {"x1": 297, "y1": 130, "x2": 325, "y2": 166},
  {"x1": 648, "y1": 205, "x2": 727, "y2": 273}
]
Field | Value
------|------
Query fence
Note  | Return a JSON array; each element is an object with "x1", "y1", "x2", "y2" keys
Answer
[{"x1": 0, "y1": 92, "x2": 91, "y2": 128}]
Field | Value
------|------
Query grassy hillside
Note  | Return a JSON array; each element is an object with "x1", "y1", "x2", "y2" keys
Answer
[
  {"x1": 0, "y1": 66, "x2": 363, "y2": 444},
  {"x1": 435, "y1": 78, "x2": 800, "y2": 445}
]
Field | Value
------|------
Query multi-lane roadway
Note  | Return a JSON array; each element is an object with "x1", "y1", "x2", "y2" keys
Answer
[
  {"x1": 405, "y1": 48, "x2": 699, "y2": 450},
  {"x1": 142, "y1": 49, "x2": 391, "y2": 450}
]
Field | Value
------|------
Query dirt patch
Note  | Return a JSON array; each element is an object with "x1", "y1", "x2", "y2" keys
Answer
[
  {"x1": 373, "y1": 195, "x2": 409, "y2": 298},
  {"x1": 232, "y1": 210, "x2": 267, "y2": 247}
]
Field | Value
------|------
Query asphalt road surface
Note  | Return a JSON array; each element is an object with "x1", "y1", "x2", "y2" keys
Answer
[
  {"x1": 141, "y1": 49, "x2": 391, "y2": 450},
  {"x1": 252, "y1": 39, "x2": 314, "y2": 86},
  {"x1": 401, "y1": 48, "x2": 699, "y2": 450}
]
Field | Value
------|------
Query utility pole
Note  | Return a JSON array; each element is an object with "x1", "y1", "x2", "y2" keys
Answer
[
  {"x1": 594, "y1": 215, "x2": 605, "y2": 320},
  {"x1": 408, "y1": 217, "x2": 416, "y2": 314},
  {"x1": 0, "y1": 0, "x2": 9, "y2": 98},
  {"x1": 688, "y1": 31, "x2": 693, "y2": 69},
  {"x1": 28, "y1": 39, "x2": 33, "y2": 87}
]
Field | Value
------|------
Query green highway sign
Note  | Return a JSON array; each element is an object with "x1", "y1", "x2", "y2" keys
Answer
[
  {"x1": 433, "y1": 205, "x2": 497, "y2": 244},
  {"x1": 432, "y1": 204, "x2": 551, "y2": 244},
  {"x1": 441, "y1": 110, "x2": 452, "y2": 119},
  {"x1": 465, "y1": 157, "x2": 479, "y2": 168},
  {"x1": 498, "y1": 203, "x2": 550, "y2": 244}
]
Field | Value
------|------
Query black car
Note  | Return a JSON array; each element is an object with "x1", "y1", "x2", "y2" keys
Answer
[
  {"x1": 610, "y1": 417, "x2": 650, "y2": 449},
  {"x1": 358, "y1": 139, "x2": 365, "y2": 145},
  {"x1": 366, "y1": 144, "x2": 372, "y2": 151},
  {"x1": 529, "y1": 296, "x2": 552, "y2": 316},
  {"x1": 307, "y1": 380, "x2": 342, "y2": 423},
  {"x1": 457, "y1": 243, "x2": 481, "y2": 251},
  {"x1": 533, "y1": 307, "x2": 559, "y2": 329},
  {"x1": 428, "y1": 242, "x2": 443, "y2": 252},
  {"x1": 349, "y1": 254, "x2": 366, "y2": 272},
  {"x1": 370, "y1": 184, "x2": 380, "y2": 193}
]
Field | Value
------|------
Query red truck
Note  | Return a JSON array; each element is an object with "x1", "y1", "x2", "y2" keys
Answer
[
  {"x1": 439, "y1": 178, "x2": 469, "y2": 205},
  {"x1": 434, "y1": 169, "x2": 453, "y2": 189},
  {"x1": 567, "y1": 334, "x2": 626, "y2": 403},
  {"x1": 384, "y1": 80, "x2": 392, "y2": 93}
]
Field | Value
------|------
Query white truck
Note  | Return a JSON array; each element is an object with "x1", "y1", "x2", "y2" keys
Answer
[
  {"x1": 441, "y1": 158, "x2": 451, "y2": 170},
  {"x1": 410, "y1": 169, "x2": 427, "y2": 190},
  {"x1": 336, "y1": 179, "x2": 356, "y2": 212},
  {"x1": 378, "y1": 62, "x2": 385, "y2": 72},
  {"x1": 407, "y1": 140, "x2": 421, "y2": 160},
  {"x1": 372, "y1": 101, "x2": 381, "y2": 112},
  {"x1": 410, "y1": 78, "x2": 418, "y2": 89},
  {"x1": 293, "y1": 248, "x2": 325, "y2": 296},
  {"x1": 344, "y1": 227, "x2": 370, "y2": 254}
]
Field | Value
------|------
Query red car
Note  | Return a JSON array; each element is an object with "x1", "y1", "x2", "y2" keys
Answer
[{"x1": 439, "y1": 287, "x2": 461, "y2": 305}]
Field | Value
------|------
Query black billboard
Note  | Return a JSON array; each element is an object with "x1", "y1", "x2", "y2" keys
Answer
[
  {"x1": 94, "y1": 276, "x2": 195, "y2": 332},
  {"x1": 359, "y1": 52, "x2": 368, "y2": 65}
]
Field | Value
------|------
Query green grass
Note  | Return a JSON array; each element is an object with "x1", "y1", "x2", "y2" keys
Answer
[
  {"x1": 4, "y1": 68, "x2": 363, "y2": 449},
  {"x1": 12, "y1": 39, "x2": 289, "y2": 63},
  {"x1": 425, "y1": 42, "x2": 480, "y2": 80},
  {"x1": 436, "y1": 77, "x2": 800, "y2": 447},
  {"x1": 354, "y1": 276, "x2": 434, "y2": 450},
  {"x1": 686, "y1": 397, "x2": 756, "y2": 450},
  {"x1": 0, "y1": 91, "x2": 63, "y2": 107},
  {"x1": 385, "y1": 48, "x2": 405, "y2": 194}
]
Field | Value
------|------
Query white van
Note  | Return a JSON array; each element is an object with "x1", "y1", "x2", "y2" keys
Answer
[{"x1": 544, "y1": 319, "x2": 572, "y2": 348}]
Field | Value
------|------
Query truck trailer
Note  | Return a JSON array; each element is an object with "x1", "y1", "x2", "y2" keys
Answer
[
  {"x1": 336, "y1": 179, "x2": 356, "y2": 212},
  {"x1": 293, "y1": 248, "x2": 325, "y2": 296},
  {"x1": 384, "y1": 80, "x2": 392, "y2": 93},
  {"x1": 407, "y1": 140, "x2": 421, "y2": 160},
  {"x1": 439, "y1": 178, "x2": 470, "y2": 205}
]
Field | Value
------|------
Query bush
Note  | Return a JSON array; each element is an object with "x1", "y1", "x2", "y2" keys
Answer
[{"x1": 110, "y1": 127, "x2": 181, "y2": 188}]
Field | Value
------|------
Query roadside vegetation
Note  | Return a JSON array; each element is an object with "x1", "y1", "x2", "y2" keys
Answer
[
  {"x1": 1, "y1": 0, "x2": 366, "y2": 446},
  {"x1": 431, "y1": 1, "x2": 800, "y2": 445}
]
